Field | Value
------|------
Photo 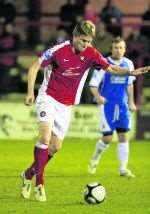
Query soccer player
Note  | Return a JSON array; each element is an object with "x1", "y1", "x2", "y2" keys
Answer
[
  {"x1": 88, "y1": 37, "x2": 138, "y2": 177},
  {"x1": 21, "y1": 21, "x2": 150, "y2": 202}
]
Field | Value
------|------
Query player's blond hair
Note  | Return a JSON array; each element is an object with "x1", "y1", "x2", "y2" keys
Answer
[{"x1": 73, "y1": 20, "x2": 96, "y2": 38}]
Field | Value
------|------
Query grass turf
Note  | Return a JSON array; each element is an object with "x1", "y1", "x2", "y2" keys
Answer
[{"x1": 0, "y1": 138, "x2": 150, "y2": 214}]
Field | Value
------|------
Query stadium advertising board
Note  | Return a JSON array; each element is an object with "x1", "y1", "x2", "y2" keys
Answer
[
  {"x1": 0, "y1": 102, "x2": 136, "y2": 139},
  {"x1": 136, "y1": 88, "x2": 150, "y2": 139}
]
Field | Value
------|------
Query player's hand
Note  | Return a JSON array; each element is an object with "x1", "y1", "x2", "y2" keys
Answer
[
  {"x1": 97, "y1": 95, "x2": 107, "y2": 105},
  {"x1": 129, "y1": 103, "x2": 137, "y2": 112},
  {"x1": 132, "y1": 66, "x2": 150, "y2": 75},
  {"x1": 25, "y1": 94, "x2": 35, "y2": 106}
]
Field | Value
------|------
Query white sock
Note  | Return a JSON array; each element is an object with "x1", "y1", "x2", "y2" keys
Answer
[
  {"x1": 35, "y1": 141, "x2": 48, "y2": 149},
  {"x1": 117, "y1": 142, "x2": 129, "y2": 172},
  {"x1": 92, "y1": 140, "x2": 109, "y2": 163}
]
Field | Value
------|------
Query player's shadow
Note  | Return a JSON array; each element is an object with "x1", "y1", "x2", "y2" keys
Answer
[
  {"x1": 29, "y1": 200, "x2": 86, "y2": 206},
  {"x1": 0, "y1": 196, "x2": 86, "y2": 206},
  {"x1": 46, "y1": 174, "x2": 100, "y2": 178},
  {"x1": 47, "y1": 201, "x2": 86, "y2": 206},
  {"x1": 0, "y1": 174, "x2": 101, "y2": 178}
]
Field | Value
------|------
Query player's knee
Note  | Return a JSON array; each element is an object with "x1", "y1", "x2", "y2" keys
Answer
[
  {"x1": 103, "y1": 140, "x2": 111, "y2": 145},
  {"x1": 102, "y1": 136, "x2": 112, "y2": 144},
  {"x1": 40, "y1": 136, "x2": 50, "y2": 145},
  {"x1": 118, "y1": 134, "x2": 127, "y2": 142}
]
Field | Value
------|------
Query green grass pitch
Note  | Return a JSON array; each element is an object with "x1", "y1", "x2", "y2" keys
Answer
[{"x1": 0, "y1": 138, "x2": 150, "y2": 214}]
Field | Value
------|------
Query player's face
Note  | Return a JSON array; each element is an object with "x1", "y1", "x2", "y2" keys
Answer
[
  {"x1": 111, "y1": 41, "x2": 126, "y2": 60},
  {"x1": 73, "y1": 35, "x2": 93, "y2": 52}
]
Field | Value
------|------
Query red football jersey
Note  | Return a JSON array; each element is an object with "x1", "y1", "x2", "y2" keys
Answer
[{"x1": 39, "y1": 41, "x2": 109, "y2": 105}]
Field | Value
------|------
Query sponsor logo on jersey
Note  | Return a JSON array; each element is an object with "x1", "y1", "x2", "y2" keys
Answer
[
  {"x1": 111, "y1": 76, "x2": 126, "y2": 84},
  {"x1": 64, "y1": 59, "x2": 69, "y2": 62},
  {"x1": 62, "y1": 66, "x2": 81, "y2": 76}
]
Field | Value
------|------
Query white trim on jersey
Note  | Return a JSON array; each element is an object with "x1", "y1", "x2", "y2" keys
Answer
[
  {"x1": 89, "y1": 69, "x2": 105, "y2": 88},
  {"x1": 39, "y1": 40, "x2": 70, "y2": 64},
  {"x1": 128, "y1": 76, "x2": 136, "y2": 85},
  {"x1": 107, "y1": 56, "x2": 135, "y2": 70},
  {"x1": 123, "y1": 57, "x2": 136, "y2": 85},
  {"x1": 89, "y1": 57, "x2": 136, "y2": 89},
  {"x1": 38, "y1": 66, "x2": 52, "y2": 96},
  {"x1": 99, "y1": 105, "x2": 111, "y2": 132},
  {"x1": 107, "y1": 56, "x2": 123, "y2": 65},
  {"x1": 74, "y1": 68, "x2": 90, "y2": 104}
]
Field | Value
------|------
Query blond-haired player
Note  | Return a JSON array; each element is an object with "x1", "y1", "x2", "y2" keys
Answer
[{"x1": 21, "y1": 21, "x2": 150, "y2": 202}]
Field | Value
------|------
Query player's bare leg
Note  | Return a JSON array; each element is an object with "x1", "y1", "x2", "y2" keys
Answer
[{"x1": 48, "y1": 133, "x2": 63, "y2": 157}]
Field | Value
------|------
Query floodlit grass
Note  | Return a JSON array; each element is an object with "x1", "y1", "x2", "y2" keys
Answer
[{"x1": 0, "y1": 138, "x2": 150, "y2": 214}]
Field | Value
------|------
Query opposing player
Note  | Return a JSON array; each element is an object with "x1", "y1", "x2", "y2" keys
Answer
[
  {"x1": 21, "y1": 21, "x2": 150, "y2": 202},
  {"x1": 88, "y1": 37, "x2": 137, "y2": 177}
]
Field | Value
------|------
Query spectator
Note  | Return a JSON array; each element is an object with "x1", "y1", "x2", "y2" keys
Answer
[
  {"x1": 48, "y1": 26, "x2": 70, "y2": 46},
  {"x1": 27, "y1": 0, "x2": 40, "y2": 47},
  {"x1": 126, "y1": 29, "x2": 149, "y2": 107},
  {"x1": 100, "y1": 0, "x2": 123, "y2": 36},
  {"x1": 0, "y1": 0, "x2": 16, "y2": 24},
  {"x1": 59, "y1": 0, "x2": 78, "y2": 35},
  {"x1": 84, "y1": 1, "x2": 99, "y2": 24},
  {"x1": 74, "y1": 0, "x2": 88, "y2": 18},
  {"x1": 126, "y1": 29, "x2": 149, "y2": 67},
  {"x1": 0, "y1": 23, "x2": 21, "y2": 94},
  {"x1": 59, "y1": 0, "x2": 88, "y2": 36},
  {"x1": 141, "y1": 5, "x2": 150, "y2": 39},
  {"x1": 93, "y1": 22, "x2": 114, "y2": 56}
]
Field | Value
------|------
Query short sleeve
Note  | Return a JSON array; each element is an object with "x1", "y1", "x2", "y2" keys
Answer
[
  {"x1": 89, "y1": 69, "x2": 105, "y2": 87},
  {"x1": 38, "y1": 48, "x2": 54, "y2": 67},
  {"x1": 92, "y1": 49, "x2": 110, "y2": 70},
  {"x1": 127, "y1": 60, "x2": 136, "y2": 84},
  {"x1": 38, "y1": 41, "x2": 70, "y2": 68},
  {"x1": 128, "y1": 76, "x2": 136, "y2": 85}
]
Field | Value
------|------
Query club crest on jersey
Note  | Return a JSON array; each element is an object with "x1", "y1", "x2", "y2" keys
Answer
[{"x1": 80, "y1": 56, "x2": 85, "y2": 61}]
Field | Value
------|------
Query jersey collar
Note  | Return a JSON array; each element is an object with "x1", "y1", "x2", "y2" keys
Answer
[{"x1": 107, "y1": 56, "x2": 124, "y2": 65}]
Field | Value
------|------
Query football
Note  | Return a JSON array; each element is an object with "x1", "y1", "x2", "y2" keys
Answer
[{"x1": 84, "y1": 182, "x2": 106, "y2": 204}]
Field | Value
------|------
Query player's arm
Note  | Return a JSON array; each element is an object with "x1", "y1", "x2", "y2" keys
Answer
[
  {"x1": 25, "y1": 60, "x2": 41, "y2": 106},
  {"x1": 127, "y1": 63, "x2": 136, "y2": 111},
  {"x1": 94, "y1": 48, "x2": 150, "y2": 76},
  {"x1": 90, "y1": 87, "x2": 106, "y2": 105},
  {"x1": 106, "y1": 64, "x2": 150, "y2": 76},
  {"x1": 127, "y1": 84, "x2": 136, "y2": 112},
  {"x1": 89, "y1": 69, "x2": 106, "y2": 105},
  {"x1": 25, "y1": 45, "x2": 56, "y2": 105}
]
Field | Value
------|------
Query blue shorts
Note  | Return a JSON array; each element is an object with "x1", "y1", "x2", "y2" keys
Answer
[{"x1": 99, "y1": 102, "x2": 131, "y2": 135}]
